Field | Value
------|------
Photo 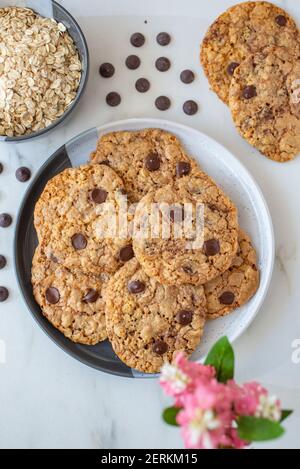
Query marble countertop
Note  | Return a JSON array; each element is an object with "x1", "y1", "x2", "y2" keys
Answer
[{"x1": 0, "y1": 0, "x2": 300, "y2": 449}]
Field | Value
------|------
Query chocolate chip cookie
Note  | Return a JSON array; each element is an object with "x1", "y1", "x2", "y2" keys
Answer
[
  {"x1": 35, "y1": 164, "x2": 132, "y2": 276},
  {"x1": 32, "y1": 246, "x2": 107, "y2": 345},
  {"x1": 229, "y1": 46, "x2": 300, "y2": 162},
  {"x1": 90, "y1": 129, "x2": 197, "y2": 203},
  {"x1": 201, "y1": 1, "x2": 299, "y2": 104},
  {"x1": 105, "y1": 259, "x2": 207, "y2": 373},
  {"x1": 204, "y1": 230, "x2": 259, "y2": 319},
  {"x1": 133, "y1": 169, "x2": 238, "y2": 286}
]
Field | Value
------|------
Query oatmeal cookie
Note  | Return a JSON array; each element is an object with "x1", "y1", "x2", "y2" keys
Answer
[
  {"x1": 229, "y1": 46, "x2": 300, "y2": 162},
  {"x1": 204, "y1": 230, "x2": 259, "y2": 319},
  {"x1": 133, "y1": 169, "x2": 238, "y2": 285},
  {"x1": 32, "y1": 246, "x2": 107, "y2": 345},
  {"x1": 90, "y1": 129, "x2": 197, "y2": 203},
  {"x1": 200, "y1": 1, "x2": 299, "y2": 104},
  {"x1": 105, "y1": 259, "x2": 207, "y2": 373}
]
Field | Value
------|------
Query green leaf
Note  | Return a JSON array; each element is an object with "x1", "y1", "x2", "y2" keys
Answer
[
  {"x1": 280, "y1": 410, "x2": 293, "y2": 422},
  {"x1": 204, "y1": 336, "x2": 234, "y2": 383},
  {"x1": 237, "y1": 416, "x2": 285, "y2": 442},
  {"x1": 162, "y1": 407, "x2": 181, "y2": 426}
]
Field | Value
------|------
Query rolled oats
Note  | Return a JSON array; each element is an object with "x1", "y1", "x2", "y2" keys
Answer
[{"x1": 0, "y1": 7, "x2": 82, "y2": 137}]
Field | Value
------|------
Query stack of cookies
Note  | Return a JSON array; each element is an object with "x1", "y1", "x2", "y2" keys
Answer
[
  {"x1": 32, "y1": 129, "x2": 259, "y2": 373},
  {"x1": 201, "y1": 1, "x2": 300, "y2": 163}
]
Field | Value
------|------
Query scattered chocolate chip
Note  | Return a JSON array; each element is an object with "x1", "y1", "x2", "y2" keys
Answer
[
  {"x1": 170, "y1": 206, "x2": 184, "y2": 223},
  {"x1": 227, "y1": 62, "x2": 239, "y2": 76},
  {"x1": 182, "y1": 265, "x2": 194, "y2": 274},
  {"x1": 128, "y1": 280, "x2": 146, "y2": 294},
  {"x1": 156, "y1": 32, "x2": 171, "y2": 46},
  {"x1": 50, "y1": 254, "x2": 59, "y2": 263},
  {"x1": 155, "y1": 96, "x2": 171, "y2": 111},
  {"x1": 155, "y1": 57, "x2": 171, "y2": 72},
  {"x1": 125, "y1": 54, "x2": 141, "y2": 70},
  {"x1": 145, "y1": 152, "x2": 161, "y2": 171},
  {"x1": 152, "y1": 340, "x2": 168, "y2": 355},
  {"x1": 0, "y1": 255, "x2": 6, "y2": 270},
  {"x1": 183, "y1": 100, "x2": 198, "y2": 115},
  {"x1": 203, "y1": 239, "x2": 220, "y2": 256},
  {"x1": 275, "y1": 15, "x2": 287, "y2": 26},
  {"x1": 100, "y1": 160, "x2": 110, "y2": 166},
  {"x1": 0, "y1": 163, "x2": 3, "y2": 174},
  {"x1": 135, "y1": 78, "x2": 150, "y2": 93},
  {"x1": 45, "y1": 287, "x2": 60, "y2": 305},
  {"x1": 0, "y1": 286, "x2": 8, "y2": 302},
  {"x1": 99, "y1": 63, "x2": 115, "y2": 78},
  {"x1": 90, "y1": 188, "x2": 108, "y2": 204},
  {"x1": 176, "y1": 161, "x2": 191, "y2": 178},
  {"x1": 242, "y1": 85, "x2": 257, "y2": 99},
  {"x1": 15, "y1": 167, "x2": 31, "y2": 182},
  {"x1": 0, "y1": 213, "x2": 12, "y2": 228},
  {"x1": 106, "y1": 92, "x2": 121, "y2": 107},
  {"x1": 71, "y1": 233, "x2": 87, "y2": 250},
  {"x1": 83, "y1": 289, "x2": 99, "y2": 303},
  {"x1": 177, "y1": 310, "x2": 193, "y2": 325},
  {"x1": 180, "y1": 69, "x2": 195, "y2": 84},
  {"x1": 119, "y1": 245, "x2": 134, "y2": 263},
  {"x1": 130, "y1": 32, "x2": 145, "y2": 47},
  {"x1": 219, "y1": 291, "x2": 235, "y2": 305}
]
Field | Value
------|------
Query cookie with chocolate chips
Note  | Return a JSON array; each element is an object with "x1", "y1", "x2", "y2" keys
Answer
[
  {"x1": 34, "y1": 164, "x2": 131, "y2": 276},
  {"x1": 204, "y1": 230, "x2": 259, "y2": 319},
  {"x1": 229, "y1": 46, "x2": 300, "y2": 162},
  {"x1": 133, "y1": 168, "x2": 238, "y2": 286},
  {"x1": 105, "y1": 259, "x2": 207, "y2": 373},
  {"x1": 32, "y1": 246, "x2": 107, "y2": 345},
  {"x1": 90, "y1": 129, "x2": 197, "y2": 203},
  {"x1": 200, "y1": 1, "x2": 299, "y2": 104}
]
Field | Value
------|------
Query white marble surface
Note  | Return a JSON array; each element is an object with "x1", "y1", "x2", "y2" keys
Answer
[{"x1": 0, "y1": 0, "x2": 300, "y2": 449}]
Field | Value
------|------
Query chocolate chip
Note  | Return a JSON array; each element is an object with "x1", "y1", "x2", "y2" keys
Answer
[
  {"x1": 155, "y1": 57, "x2": 171, "y2": 72},
  {"x1": 152, "y1": 340, "x2": 168, "y2": 355},
  {"x1": 275, "y1": 15, "x2": 287, "y2": 26},
  {"x1": 50, "y1": 254, "x2": 59, "y2": 263},
  {"x1": 45, "y1": 287, "x2": 60, "y2": 305},
  {"x1": 219, "y1": 291, "x2": 235, "y2": 305},
  {"x1": 100, "y1": 160, "x2": 110, "y2": 166},
  {"x1": 203, "y1": 239, "x2": 220, "y2": 256},
  {"x1": 16, "y1": 167, "x2": 31, "y2": 182},
  {"x1": 0, "y1": 213, "x2": 12, "y2": 228},
  {"x1": 242, "y1": 85, "x2": 257, "y2": 99},
  {"x1": 130, "y1": 32, "x2": 145, "y2": 47},
  {"x1": 170, "y1": 206, "x2": 184, "y2": 223},
  {"x1": 125, "y1": 55, "x2": 141, "y2": 70},
  {"x1": 135, "y1": 78, "x2": 150, "y2": 93},
  {"x1": 227, "y1": 62, "x2": 239, "y2": 76},
  {"x1": 0, "y1": 163, "x2": 3, "y2": 174},
  {"x1": 155, "y1": 96, "x2": 171, "y2": 111},
  {"x1": 99, "y1": 63, "x2": 115, "y2": 78},
  {"x1": 182, "y1": 265, "x2": 194, "y2": 274},
  {"x1": 176, "y1": 161, "x2": 191, "y2": 177},
  {"x1": 128, "y1": 280, "x2": 145, "y2": 294},
  {"x1": 83, "y1": 289, "x2": 99, "y2": 303},
  {"x1": 145, "y1": 152, "x2": 161, "y2": 171},
  {"x1": 0, "y1": 255, "x2": 6, "y2": 269},
  {"x1": 156, "y1": 32, "x2": 171, "y2": 46},
  {"x1": 177, "y1": 310, "x2": 193, "y2": 325},
  {"x1": 71, "y1": 233, "x2": 87, "y2": 250},
  {"x1": 90, "y1": 188, "x2": 108, "y2": 204},
  {"x1": 119, "y1": 245, "x2": 134, "y2": 263},
  {"x1": 183, "y1": 100, "x2": 198, "y2": 115},
  {"x1": 0, "y1": 287, "x2": 8, "y2": 302},
  {"x1": 106, "y1": 92, "x2": 121, "y2": 107},
  {"x1": 180, "y1": 69, "x2": 195, "y2": 84}
]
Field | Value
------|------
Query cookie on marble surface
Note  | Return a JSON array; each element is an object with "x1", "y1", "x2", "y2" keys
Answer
[
  {"x1": 32, "y1": 246, "x2": 107, "y2": 345},
  {"x1": 90, "y1": 129, "x2": 197, "y2": 203},
  {"x1": 133, "y1": 169, "x2": 238, "y2": 286},
  {"x1": 229, "y1": 47, "x2": 300, "y2": 162},
  {"x1": 201, "y1": 1, "x2": 299, "y2": 104},
  {"x1": 34, "y1": 164, "x2": 133, "y2": 276},
  {"x1": 204, "y1": 230, "x2": 259, "y2": 319},
  {"x1": 105, "y1": 259, "x2": 207, "y2": 373}
]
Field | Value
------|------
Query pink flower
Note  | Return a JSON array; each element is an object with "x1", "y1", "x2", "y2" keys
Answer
[{"x1": 234, "y1": 381, "x2": 281, "y2": 421}]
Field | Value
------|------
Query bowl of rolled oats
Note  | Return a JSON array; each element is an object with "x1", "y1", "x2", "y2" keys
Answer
[{"x1": 0, "y1": 1, "x2": 89, "y2": 141}]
